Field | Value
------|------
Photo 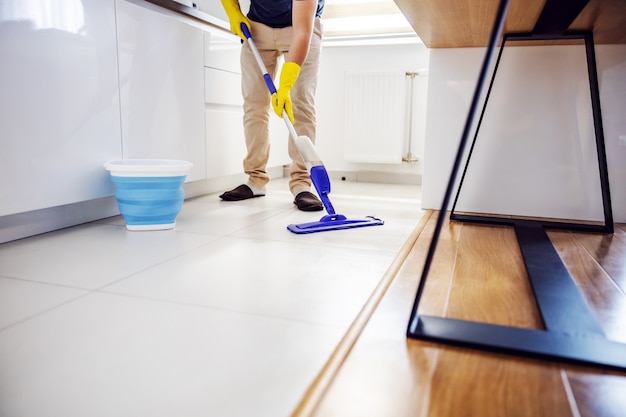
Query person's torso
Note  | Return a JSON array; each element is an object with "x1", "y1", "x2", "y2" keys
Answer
[{"x1": 248, "y1": 0, "x2": 325, "y2": 28}]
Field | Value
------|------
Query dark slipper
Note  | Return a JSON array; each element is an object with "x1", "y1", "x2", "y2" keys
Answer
[
  {"x1": 294, "y1": 191, "x2": 323, "y2": 212},
  {"x1": 220, "y1": 184, "x2": 262, "y2": 201}
]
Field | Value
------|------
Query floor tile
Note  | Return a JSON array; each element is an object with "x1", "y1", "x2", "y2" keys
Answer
[
  {"x1": 173, "y1": 200, "x2": 291, "y2": 236},
  {"x1": 102, "y1": 236, "x2": 394, "y2": 327},
  {"x1": 0, "y1": 224, "x2": 220, "y2": 289},
  {"x1": 0, "y1": 292, "x2": 345, "y2": 417},
  {"x1": 0, "y1": 277, "x2": 88, "y2": 330},
  {"x1": 231, "y1": 199, "x2": 424, "y2": 253}
]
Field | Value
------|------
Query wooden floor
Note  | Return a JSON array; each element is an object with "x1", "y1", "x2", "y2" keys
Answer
[{"x1": 293, "y1": 211, "x2": 626, "y2": 417}]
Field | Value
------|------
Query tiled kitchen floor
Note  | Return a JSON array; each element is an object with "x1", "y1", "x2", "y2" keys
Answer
[{"x1": 0, "y1": 178, "x2": 423, "y2": 417}]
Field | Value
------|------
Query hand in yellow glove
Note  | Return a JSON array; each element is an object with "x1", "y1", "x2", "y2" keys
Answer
[
  {"x1": 272, "y1": 62, "x2": 301, "y2": 124},
  {"x1": 221, "y1": 0, "x2": 250, "y2": 41}
]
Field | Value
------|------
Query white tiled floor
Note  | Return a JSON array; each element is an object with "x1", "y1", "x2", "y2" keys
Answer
[{"x1": 0, "y1": 178, "x2": 423, "y2": 417}]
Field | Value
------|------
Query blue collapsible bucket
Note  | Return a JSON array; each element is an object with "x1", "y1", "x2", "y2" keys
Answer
[{"x1": 104, "y1": 159, "x2": 193, "y2": 231}]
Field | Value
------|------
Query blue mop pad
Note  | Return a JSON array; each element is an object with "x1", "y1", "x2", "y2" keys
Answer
[
  {"x1": 286, "y1": 149, "x2": 383, "y2": 234},
  {"x1": 287, "y1": 215, "x2": 384, "y2": 234},
  {"x1": 241, "y1": 23, "x2": 384, "y2": 234}
]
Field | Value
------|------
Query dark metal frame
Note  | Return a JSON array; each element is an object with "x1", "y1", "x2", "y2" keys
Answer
[{"x1": 406, "y1": 0, "x2": 624, "y2": 370}]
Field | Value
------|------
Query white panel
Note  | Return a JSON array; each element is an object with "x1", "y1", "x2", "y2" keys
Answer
[
  {"x1": 456, "y1": 45, "x2": 602, "y2": 221},
  {"x1": 205, "y1": 68, "x2": 242, "y2": 106},
  {"x1": 422, "y1": 45, "x2": 626, "y2": 222},
  {"x1": 0, "y1": 0, "x2": 122, "y2": 216},
  {"x1": 203, "y1": 28, "x2": 291, "y2": 178},
  {"x1": 344, "y1": 70, "x2": 406, "y2": 163},
  {"x1": 204, "y1": 28, "x2": 241, "y2": 73},
  {"x1": 205, "y1": 110, "x2": 290, "y2": 178},
  {"x1": 268, "y1": 115, "x2": 291, "y2": 168},
  {"x1": 116, "y1": 0, "x2": 206, "y2": 182},
  {"x1": 205, "y1": 110, "x2": 247, "y2": 178}
]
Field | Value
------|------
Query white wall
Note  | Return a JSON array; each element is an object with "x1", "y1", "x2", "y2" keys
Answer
[
  {"x1": 422, "y1": 44, "x2": 626, "y2": 222},
  {"x1": 315, "y1": 42, "x2": 430, "y2": 183}
]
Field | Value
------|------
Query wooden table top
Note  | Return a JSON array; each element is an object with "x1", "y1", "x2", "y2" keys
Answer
[{"x1": 394, "y1": 0, "x2": 626, "y2": 48}]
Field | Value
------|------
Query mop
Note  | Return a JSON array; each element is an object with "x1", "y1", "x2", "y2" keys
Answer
[{"x1": 240, "y1": 23, "x2": 384, "y2": 234}]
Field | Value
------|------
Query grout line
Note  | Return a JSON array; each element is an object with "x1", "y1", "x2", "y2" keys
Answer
[
  {"x1": 0, "y1": 291, "x2": 92, "y2": 332},
  {"x1": 93, "y1": 288, "x2": 348, "y2": 329},
  {"x1": 290, "y1": 209, "x2": 434, "y2": 417}
]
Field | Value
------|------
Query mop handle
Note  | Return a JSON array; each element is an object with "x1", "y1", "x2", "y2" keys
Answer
[
  {"x1": 240, "y1": 23, "x2": 298, "y2": 142},
  {"x1": 240, "y1": 23, "x2": 337, "y2": 217}
]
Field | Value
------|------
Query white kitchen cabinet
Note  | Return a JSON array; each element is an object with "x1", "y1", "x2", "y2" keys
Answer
[
  {"x1": 115, "y1": 0, "x2": 206, "y2": 182},
  {"x1": 267, "y1": 108, "x2": 291, "y2": 169},
  {"x1": 0, "y1": 0, "x2": 122, "y2": 217},
  {"x1": 422, "y1": 45, "x2": 626, "y2": 221},
  {"x1": 203, "y1": 26, "x2": 289, "y2": 180}
]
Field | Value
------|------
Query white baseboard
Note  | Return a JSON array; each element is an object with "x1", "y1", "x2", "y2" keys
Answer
[
  {"x1": 0, "y1": 166, "x2": 286, "y2": 244},
  {"x1": 329, "y1": 170, "x2": 421, "y2": 185},
  {"x1": 0, "y1": 197, "x2": 120, "y2": 244},
  {"x1": 281, "y1": 166, "x2": 422, "y2": 185}
]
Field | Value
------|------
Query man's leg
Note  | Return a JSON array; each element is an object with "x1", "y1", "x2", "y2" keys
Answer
[
  {"x1": 220, "y1": 22, "x2": 279, "y2": 201},
  {"x1": 242, "y1": 22, "x2": 281, "y2": 191},
  {"x1": 289, "y1": 18, "x2": 323, "y2": 196}
]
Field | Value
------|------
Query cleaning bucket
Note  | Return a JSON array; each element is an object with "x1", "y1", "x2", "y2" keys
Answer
[{"x1": 104, "y1": 159, "x2": 193, "y2": 231}]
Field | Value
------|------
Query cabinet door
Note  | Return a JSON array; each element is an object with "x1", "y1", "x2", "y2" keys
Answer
[
  {"x1": 204, "y1": 28, "x2": 242, "y2": 179},
  {"x1": 203, "y1": 28, "x2": 290, "y2": 179},
  {"x1": 115, "y1": 0, "x2": 206, "y2": 182},
  {"x1": 204, "y1": 85, "x2": 290, "y2": 179},
  {"x1": 205, "y1": 107, "x2": 247, "y2": 178},
  {"x1": 0, "y1": 0, "x2": 122, "y2": 216}
]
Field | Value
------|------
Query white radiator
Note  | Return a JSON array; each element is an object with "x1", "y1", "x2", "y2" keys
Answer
[{"x1": 344, "y1": 70, "x2": 408, "y2": 163}]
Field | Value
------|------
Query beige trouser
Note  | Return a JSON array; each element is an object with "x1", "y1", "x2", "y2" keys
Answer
[{"x1": 240, "y1": 18, "x2": 323, "y2": 196}]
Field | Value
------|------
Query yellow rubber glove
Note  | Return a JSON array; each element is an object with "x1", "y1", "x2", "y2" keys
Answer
[
  {"x1": 221, "y1": 0, "x2": 249, "y2": 41},
  {"x1": 272, "y1": 62, "x2": 301, "y2": 124}
]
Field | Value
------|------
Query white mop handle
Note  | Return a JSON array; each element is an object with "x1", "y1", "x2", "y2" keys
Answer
[{"x1": 295, "y1": 135, "x2": 324, "y2": 168}]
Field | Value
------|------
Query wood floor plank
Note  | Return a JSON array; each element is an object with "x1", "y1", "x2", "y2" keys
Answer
[
  {"x1": 414, "y1": 213, "x2": 462, "y2": 316},
  {"x1": 565, "y1": 368, "x2": 626, "y2": 417},
  {"x1": 572, "y1": 225, "x2": 626, "y2": 294},
  {"x1": 548, "y1": 230, "x2": 626, "y2": 343},
  {"x1": 426, "y1": 349, "x2": 573, "y2": 417},
  {"x1": 445, "y1": 223, "x2": 543, "y2": 328}
]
